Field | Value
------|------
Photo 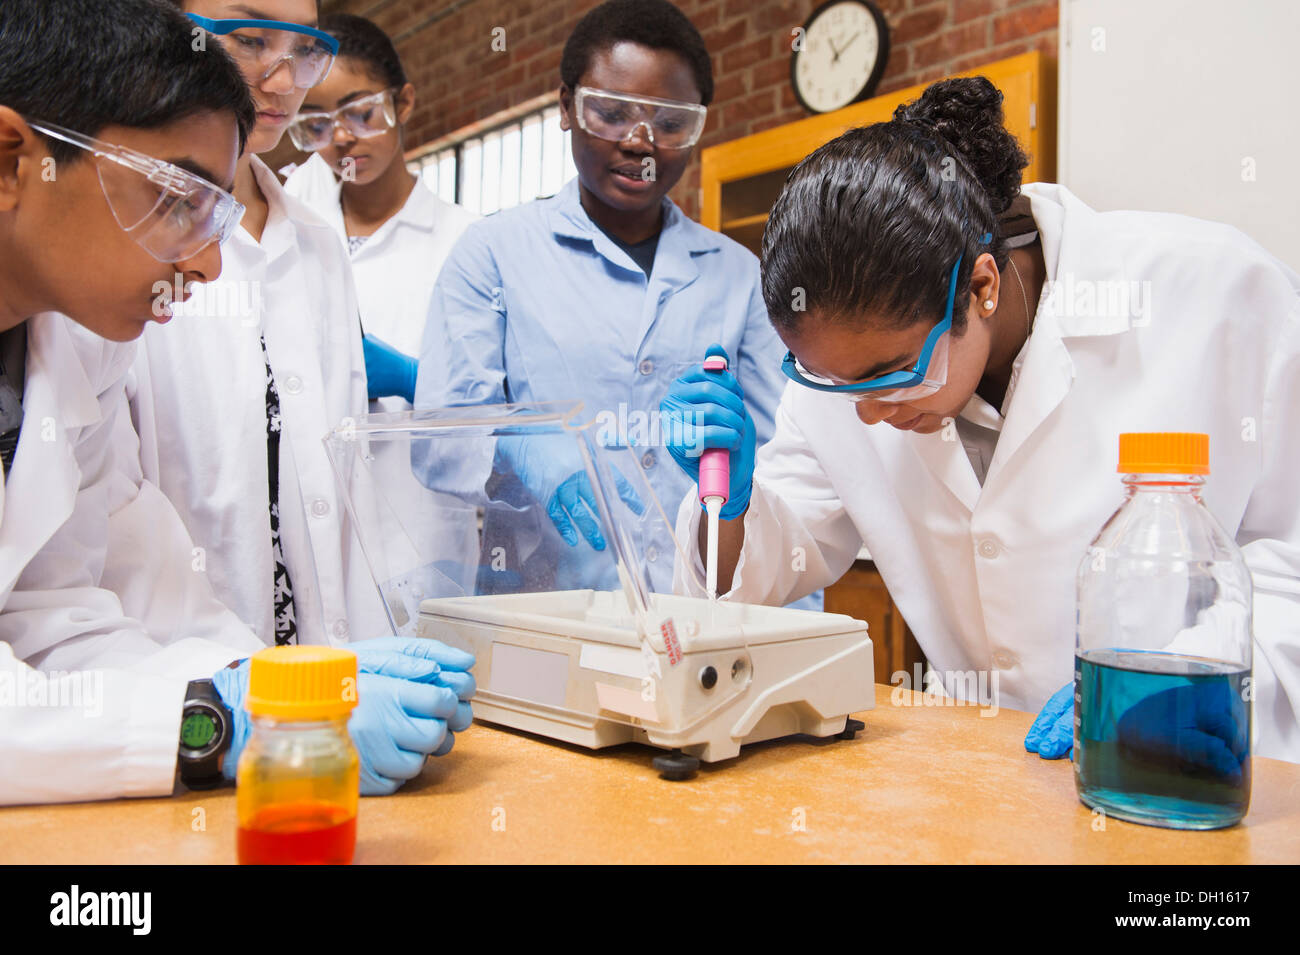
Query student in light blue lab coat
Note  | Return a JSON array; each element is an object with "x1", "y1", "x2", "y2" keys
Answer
[{"x1": 414, "y1": 0, "x2": 814, "y2": 604}]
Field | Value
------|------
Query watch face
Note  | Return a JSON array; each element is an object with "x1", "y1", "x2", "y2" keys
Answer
[
  {"x1": 794, "y1": 1, "x2": 886, "y2": 113},
  {"x1": 181, "y1": 710, "x2": 219, "y2": 751}
]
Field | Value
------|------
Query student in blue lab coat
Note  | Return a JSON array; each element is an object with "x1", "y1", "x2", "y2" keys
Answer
[{"x1": 415, "y1": 0, "x2": 816, "y2": 604}]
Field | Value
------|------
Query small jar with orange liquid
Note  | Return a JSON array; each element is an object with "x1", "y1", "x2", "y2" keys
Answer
[{"x1": 236, "y1": 646, "x2": 360, "y2": 864}]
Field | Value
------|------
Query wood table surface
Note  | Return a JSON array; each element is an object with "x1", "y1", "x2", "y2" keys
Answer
[{"x1": 2, "y1": 684, "x2": 1297, "y2": 864}]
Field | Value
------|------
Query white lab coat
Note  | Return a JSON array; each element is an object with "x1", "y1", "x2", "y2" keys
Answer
[
  {"x1": 284, "y1": 153, "x2": 479, "y2": 383},
  {"x1": 677, "y1": 183, "x2": 1300, "y2": 762},
  {"x1": 128, "y1": 156, "x2": 387, "y2": 647},
  {"x1": 284, "y1": 155, "x2": 482, "y2": 622},
  {"x1": 0, "y1": 314, "x2": 263, "y2": 805}
]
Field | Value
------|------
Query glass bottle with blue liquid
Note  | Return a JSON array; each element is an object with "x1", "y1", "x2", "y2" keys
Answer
[{"x1": 1075, "y1": 432, "x2": 1252, "y2": 829}]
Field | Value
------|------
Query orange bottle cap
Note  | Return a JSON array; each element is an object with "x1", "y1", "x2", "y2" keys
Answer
[
  {"x1": 1118, "y1": 432, "x2": 1209, "y2": 475},
  {"x1": 246, "y1": 646, "x2": 359, "y2": 720}
]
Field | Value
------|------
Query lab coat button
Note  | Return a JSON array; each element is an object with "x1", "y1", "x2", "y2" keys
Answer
[
  {"x1": 646, "y1": 545, "x2": 659, "y2": 562},
  {"x1": 641, "y1": 450, "x2": 656, "y2": 469},
  {"x1": 992, "y1": 650, "x2": 1017, "y2": 669},
  {"x1": 311, "y1": 499, "x2": 330, "y2": 518},
  {"x1": 638, "y1": 359, "x2": 655, "y2": 375},
  {"x1": 977, "y1": 538, "x2": 1000, "y2": 558},
  {"x1": 284, "y1": 376, "x2": 303, "y2": 395},
  {"x1": 332, "y1": 619, "x2": 349, "y2": 638}
]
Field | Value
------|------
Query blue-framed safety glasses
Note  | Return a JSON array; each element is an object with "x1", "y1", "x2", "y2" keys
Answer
[
  {"x1": 782, "y1": 254, "x2": 964, "y2": 404},
  {"x1": 187, "y1": 14, "x2": 339, "y2": 89}
]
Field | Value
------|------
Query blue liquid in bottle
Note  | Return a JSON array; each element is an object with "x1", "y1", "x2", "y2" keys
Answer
[{"x1": 1075, "y1": 649, "x2": 1250, "y2": 830}]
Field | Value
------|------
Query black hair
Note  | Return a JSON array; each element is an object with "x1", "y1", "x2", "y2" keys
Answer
[
  {"x1": 319, "y1": 13, "x2": 407, "y2": 89},
  {"x1": 0, "y1": 0, "x2": 254, "y2": 165},
  {"x1": 561, "y1": 0, "x2": 713, "y2": 105},
  {"x1": 761, "y1": 77, "x2": 1030, "y2": 335}
]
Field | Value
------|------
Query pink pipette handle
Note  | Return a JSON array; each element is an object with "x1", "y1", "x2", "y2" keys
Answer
[{"x1": 698, "y1": 355, "x2": 730, "y2": 505}]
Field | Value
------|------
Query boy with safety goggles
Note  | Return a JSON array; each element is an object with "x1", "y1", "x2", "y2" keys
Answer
[{"x1": 0, "y1": 0, "x2": 265, "y2": 805}]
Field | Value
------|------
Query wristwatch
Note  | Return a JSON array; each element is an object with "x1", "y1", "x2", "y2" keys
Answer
[{"x1": 178, "y1": 679, "x2": 232, "y2": 790}]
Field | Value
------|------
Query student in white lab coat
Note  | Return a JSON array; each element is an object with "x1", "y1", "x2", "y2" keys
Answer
[
  {"x1": 133, "y1": 0, "x2": 379, "y2": 648},
  {"x1": 0, "y1": 0, "x2": 265, "y2": 804},
  {"x1": 0, "y1": 0, "x2": 470, "y2": 805},
  {"x1": 662, "y1": 78, "x2": 1300, "y2": 764},
  {"x1": 129, "y1": 0, "x2": 474, "y2": 787},
  {"x1": 283, "y1": 13, "x2": 478, "y2": 410}
]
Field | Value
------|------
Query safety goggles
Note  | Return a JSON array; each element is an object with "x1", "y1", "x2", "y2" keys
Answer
[
  {"x1": 28, "y1": 119, "x2": 245, "y2": 263},
  {"x1": 783, "y1": 255, "x2": 963, "y2": 404},
  {"x1": 187, "y1": 14, "x2": 339, "y2": 90},
  {"x1": 287, "y1": 88, "x2": 398, "y2": 152},
  {"x1": 573, "y1": 86, "x2": 707, "y2": 150}
]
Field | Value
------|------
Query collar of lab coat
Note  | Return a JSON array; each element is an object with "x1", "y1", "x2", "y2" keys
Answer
[
  {"x1": 546, "y1": 176, "x2": 722, "y2": 282},
  {"x1": 1021, "y1": 182, "x2": 1132, "y2": 338},
  {"x1": 913, "y1": 183, "x2": 1135, "y2": 510},
  {"x1": 298, "y1": 153, "x2": 443, "y2": 247},
  {"x1": 246, "y1": 156, "x2": 338, "y2": 266},
  {"x1": 392, "y1": 172, "x2": 442, "y2": 234}
]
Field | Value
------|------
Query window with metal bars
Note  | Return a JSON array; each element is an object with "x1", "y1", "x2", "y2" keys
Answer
[{"x1": 408, "y1": 102, "x2": 578, "y2": 215}]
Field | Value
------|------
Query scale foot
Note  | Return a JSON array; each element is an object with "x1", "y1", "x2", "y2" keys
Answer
[
  {"x1": 653, "y1": 750, "x2": 700, "y2": 780},
  {"x1": 837, "y1": 718, "x2": 865, "y2": 740}
]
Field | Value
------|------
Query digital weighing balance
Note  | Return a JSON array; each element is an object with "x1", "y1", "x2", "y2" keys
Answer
[{"x1": 326, "y1": 403, "x2": 874, "y2": 778}]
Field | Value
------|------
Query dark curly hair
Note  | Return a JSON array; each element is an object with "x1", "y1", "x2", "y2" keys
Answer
[
  {"x1": 761, "y1": 76, "x2": 1030, "y2": 335},
  {"x1": 320, "y1": 12, "x2": 407, "y2": 90},
  {"x1": 561, "y1": 0, "x2": 713, "y2": 105}
]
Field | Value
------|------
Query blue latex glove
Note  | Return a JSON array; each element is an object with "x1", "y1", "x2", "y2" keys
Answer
[
  {"x1": 349, "y1": 672, "x2": 464, "y2": 794},
  {"x1": 496, "y1": 434, "x2": 643, "y2": 550},
  {"x1": 212, "y1": 637, "x2": 477, "y2": 792},
  {"x1": 1116, "y1": 682, "x2": 1249, "y2": 786},
  {"x1": 1024, "y1": 682, "x2": 1075, "y2": 759},
  {"x1": 659, "y1": 343, "x2": 755, "y2": 520},
  {"x1": 349, "y1": 636, "x2": 476, "y2": 756},
  {"x1": 212, "y1": 658, "x2": 252, "y2": 782},
  {"x1": 363, "y1": 332, "x2": 418, "y2": 403}
]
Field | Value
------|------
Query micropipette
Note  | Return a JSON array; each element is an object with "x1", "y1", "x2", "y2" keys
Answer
[{"x1": 699, "y1": 354, "x2": 730, "y2": 601}]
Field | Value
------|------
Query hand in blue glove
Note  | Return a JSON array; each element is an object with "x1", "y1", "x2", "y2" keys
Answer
[
  {"x1": 212, "y1": 636, "x2": 478, "y2": 793},
  {"x1": 363, "y1": 332, "x2": 418, "y2": 403},
  {"x1": 659, "y1": 343, "x2": 754, "y2": 520},
  {"x1": 496, "y1": 434, "x2": 643, "y2": 550},
  {"x1": 349, "y1": 636, "x2": 476, "y2": 755},
  {"x1": 1116, "y1": 681, "x2": 1249, "y2": 785},
  {"x1": 1024, "y1": 682, "x2": 1075, "y2": 759},
  {"x1": 349, "y1": 672, "x2": 465, "y2": 795}
]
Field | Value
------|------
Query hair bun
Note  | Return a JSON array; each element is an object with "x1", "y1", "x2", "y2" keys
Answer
[{"x1": 893, "y1": 76, "x2": 1028, "y2": 215}]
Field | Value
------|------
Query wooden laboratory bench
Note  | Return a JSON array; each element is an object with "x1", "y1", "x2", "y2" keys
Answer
[{"x1": 3, "y1": 683, "x2": 1297, "y2": 864}]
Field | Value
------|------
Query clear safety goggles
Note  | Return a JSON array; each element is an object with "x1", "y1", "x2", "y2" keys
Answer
[
  {"x1": 28, "y1": 119, "x2": 245, "y2": 263},
  {"x1": 573, "y1": 86, "x2": 707, "y2": 150},
  {"x1": 187, "y1": 13, "x2": 339, "y2": 90},
  {"x1": 287, "y1": 88, "x2": 398, "y2": 152},
  {"x1": 782, "y1": 255, "x2": 962, "y2": 404}
]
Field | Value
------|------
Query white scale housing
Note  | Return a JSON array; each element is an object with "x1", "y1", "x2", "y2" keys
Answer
[{"x1": 326, "y1": 404, "x2": 874, "y2": 773}]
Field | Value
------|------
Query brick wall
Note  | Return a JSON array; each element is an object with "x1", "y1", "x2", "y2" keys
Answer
[{"x1": 321, "y1": 0, "x2": 1057, "y2": 219}]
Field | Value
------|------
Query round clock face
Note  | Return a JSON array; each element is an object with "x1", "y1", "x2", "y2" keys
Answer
[{"x1": 794, "y1": 1, "x2": 885, "y2": 113}]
